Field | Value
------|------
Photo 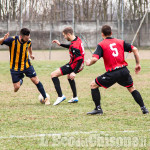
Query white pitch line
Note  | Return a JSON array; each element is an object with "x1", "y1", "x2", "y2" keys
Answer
[{"x1": 0, "y1": 130, "x2": 150, "y2": 139}]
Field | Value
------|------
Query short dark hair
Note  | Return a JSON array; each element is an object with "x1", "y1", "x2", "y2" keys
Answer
[
  {"x1": 20, "y1": 28, "x2": 30, "y2": 36},
  {"x1": 101, "y1": 25, "x2": 112, "y2": 36},
  {"x1": 63, "y1": 27, "x2": 73, "y2": 35}
]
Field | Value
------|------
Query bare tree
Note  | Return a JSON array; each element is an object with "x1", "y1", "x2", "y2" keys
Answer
[{"x1": 0, "y1": 0, "x2": 148, "y2": 22}]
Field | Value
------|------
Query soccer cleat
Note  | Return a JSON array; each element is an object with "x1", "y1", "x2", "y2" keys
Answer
[
  {"x1": 53, "y1": 95, "x2": 66, "y2": 106},
  {"x1": 45, "y1": 98, "x2": 50, "y2": 105},
  {"x1": 68, "y1": 97, "x2": 78, "y2": 103},
  {"x1": 87, "y1": 108, "x2": 103, "y2": 115},
  {"x1": 141, "y1": 106, "x2": 149, "y2": 114}
]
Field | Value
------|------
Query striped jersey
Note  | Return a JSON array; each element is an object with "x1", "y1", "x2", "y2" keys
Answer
[{"x1": 2, "y1": 36, "x2": 32, "y2": 71}]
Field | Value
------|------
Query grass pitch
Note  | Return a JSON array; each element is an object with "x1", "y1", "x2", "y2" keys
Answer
[{"x1": 0, "y1": 59, "x2": 150, "y2": 149}]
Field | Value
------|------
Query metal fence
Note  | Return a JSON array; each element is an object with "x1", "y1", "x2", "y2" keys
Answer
[{"x1": 0, "y1": 16, "x2": 150, "y2": 50}]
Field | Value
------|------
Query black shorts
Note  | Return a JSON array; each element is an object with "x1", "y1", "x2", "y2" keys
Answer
[
  {"x1": 60, "y1": 64, "x2": 74, "y2": 75},
  {"x1": 95, "y1": 67, "x2": 133, "y2": 89},
  {"x1": 10, "y1": 66, "x2": 37, "y2": 83}
]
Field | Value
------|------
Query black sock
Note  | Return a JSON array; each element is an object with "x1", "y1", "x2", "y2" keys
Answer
[
  {"x1": 68, "y1": 79, "x2": 77, "y2": 98},
  {"x1": 36, "y1": 81, "x2": 47, "y2": 99},
  {"x1": 52, "y1": 77, "x2": 62, "y2": 97},
  {"x1": 91, "y1": 88, "x2": 101, "y2": 109},
  {"x1": 131, "y1": 90, "x2": 144, "y2": 107}
]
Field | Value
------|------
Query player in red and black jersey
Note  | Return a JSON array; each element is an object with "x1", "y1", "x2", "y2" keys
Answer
[
  {"x1": 86, "y1": 25, "x2": 149, "y2": 115},
  {"x1": 51, "y1": 27, "x2": 85, "y2": 105}
]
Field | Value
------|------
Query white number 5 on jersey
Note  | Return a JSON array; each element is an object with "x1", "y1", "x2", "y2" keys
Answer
[{"x1": 110, "y1": 43, "x2": 118, "y2": 57}]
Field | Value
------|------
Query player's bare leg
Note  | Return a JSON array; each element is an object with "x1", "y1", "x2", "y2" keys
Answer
[
  {"x1": 87, "y1": 81, "x2": 103, "y2": 115},
  {"x1": 67, "y1": 74, "x2": 78, "y2": 103},
  {"x1": 31, "y1": 76, "x2": 50, "y2": 105},
  {"x1": 30, "y1": 76, "x2": 39, "y2": 85},
  {"x1": 127, "y1": 86, "x2": 135, "y2": 93},
  {"x1": 51, "y1": 69, "x2": 66, "y2": 105},
  {"x1": 127, "y1": 86, "x2": 149, "y2": 114},
  {"x1": 51, "y1": 69, "x2": 62, "y2": 78},
  {"x1": 13, "y1": 82, "x2": 21, "y2": 92}
]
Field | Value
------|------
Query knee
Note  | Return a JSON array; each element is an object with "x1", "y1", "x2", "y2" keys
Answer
[
  {"x1": 127, "y1": 86, "x2": 135, "y2": 93},
  {"x1": 51, "y1": 71, "x2": 57, "y2": 78},
  {"x1": 90, "y1": 81, "x2": 98, "y2": 89},
  {"x1": 31, "y1": 76, "x2": 39, "y2": 85},
  {"x1": 14, "y1": 84, "x2": 20, "y2": 92},
  {"x1": 51, "y1": 70, "x2": 61, "y2": 78}
]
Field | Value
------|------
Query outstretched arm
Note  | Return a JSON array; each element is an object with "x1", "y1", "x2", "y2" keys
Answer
[
  {"x1": 52, "y1": 40, "x2": 60, "y2": 46},
  {"x1": 132, "y1": 47, "x2": 141, "y2": 74},
  {"x1": 0, "y1": 32, "x2": 9, "y2": 45},
  {"x1": 86, "y1": 57, "x2": 99, "y2": 66},
  {"x1": 52, "y1": 40, "x2": 70, "y2": 48},
  {"x1": 86, "y1": 44, "x2": 102, "y2": 66}
]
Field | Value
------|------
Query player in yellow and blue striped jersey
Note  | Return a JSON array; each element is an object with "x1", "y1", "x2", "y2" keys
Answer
[{"x1": 0, "y1": 28, "x2": 50, "y2": 105}]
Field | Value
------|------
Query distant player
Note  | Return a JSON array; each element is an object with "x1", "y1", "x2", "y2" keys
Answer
[
  {"x1": 0, "y1": 28, "x2": 50, "y2": 105},
  {"x1": 51, "y1": 27, "x2": 84, "y2": 105},
  {"x1": 86, "y1": 25, "x2": 149, "y2": 115}
]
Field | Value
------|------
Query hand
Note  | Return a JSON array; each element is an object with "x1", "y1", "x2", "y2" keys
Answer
[
  {"x1": 135, "y1": 64, "x2": 141, "y2": 74},
  {"x1": 52, "y1": 40, "x2": 60, "y2": 46},
  {"x1": 4, "y1": 32, "x2": 9, "y2": 40},
  {"x1": 30, "y1": 55, "x2": 35, "y2": 60},
  {"x1": 86, "y1": 59, "x2": 91, "y2": 66},
  {"x1": 69, "y1": 72, "x2": 76, "y2": 80}
]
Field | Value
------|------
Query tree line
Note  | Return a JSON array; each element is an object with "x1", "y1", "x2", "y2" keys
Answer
[{"x1": 0, "y1": 0, "x2": 148, "y2": 22}]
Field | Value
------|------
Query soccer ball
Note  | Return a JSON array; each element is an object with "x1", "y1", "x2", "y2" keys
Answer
[{"x1": 38, "y1": 93, "x2": 50, "y2": 104}]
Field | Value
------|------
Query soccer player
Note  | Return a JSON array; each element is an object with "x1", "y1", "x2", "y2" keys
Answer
[
  {"x1": 86, "y1": 25, "x2": 149, "y2": 115},
  {"x1": 51, "y1": 27, "x2": 84, "y2": 105},
  {"x1": 0, "y1": 28, "x2": 50, "y2": 105}
]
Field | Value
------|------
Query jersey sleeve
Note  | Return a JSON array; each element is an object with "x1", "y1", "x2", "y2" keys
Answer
[
  {"x1": 1, "y1": 37, "x2": 15, "y2": 46},
  {"x1": 73, "y1": 58, "x2": 83, "y2": 73},
  {"x1": 124, "y1": 41, "x2": 134, "y2": 53},
  {"x1": 60, "y1": 44, "x2": 70, "y2": 48},
  {"x1": 71, "y1": 46, "x2": 83, "y2": 61},
  {"x1": 92, "y1": 44, "x2": 103, "y2": 59}
]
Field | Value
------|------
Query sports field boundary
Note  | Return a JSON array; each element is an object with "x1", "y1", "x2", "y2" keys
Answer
[{"x1": 0, "y1": 129, "x2": 150, "y2": 139}]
